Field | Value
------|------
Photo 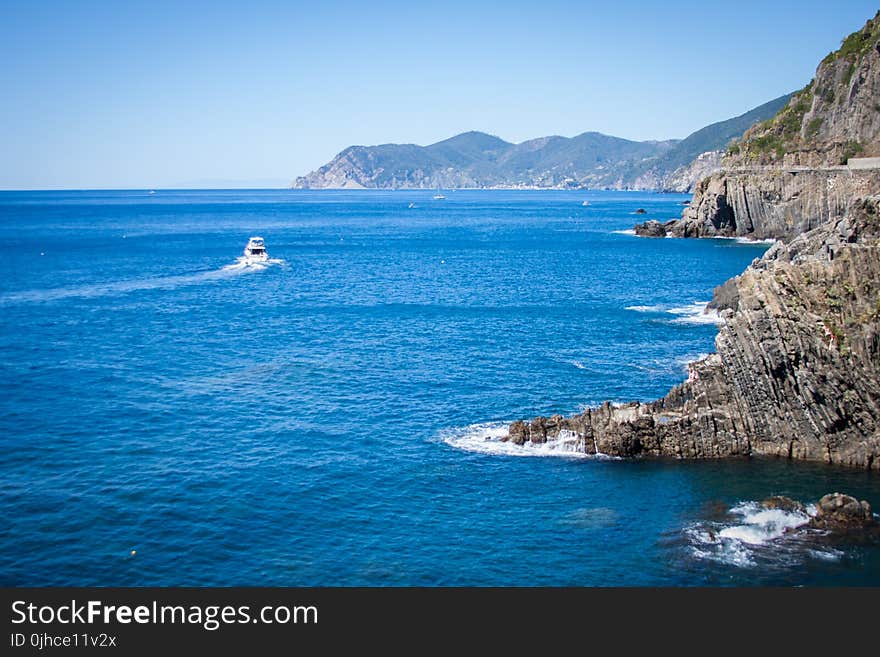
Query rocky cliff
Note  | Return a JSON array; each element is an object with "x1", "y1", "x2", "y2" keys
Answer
[
  {"x1": 506, "y1": 196, "x2": 880, "y2": 470},
  {"x1": 668, "y1": 167, "x2": 880, "y2": 239},
  {"x1": 665, "y1": 11, "x2": 880, "y2": 240}
]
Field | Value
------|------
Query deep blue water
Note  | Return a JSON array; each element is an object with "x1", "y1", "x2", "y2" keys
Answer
[{"x1": 1, "y1": 189, "x2": 878, "y2": 586}]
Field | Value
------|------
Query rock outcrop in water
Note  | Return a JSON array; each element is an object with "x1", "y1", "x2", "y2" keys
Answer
[
  {"x1": 810, "y1": 493, "x2": 875, "y2": 529},
  {"x1": 505, "y1": 196, "x2": 880, "y2": 470},
  {"x1": 634, "y1": 219, "x2": 674, "y2": 237},
  {"x1": 759, "y1": 493, "x2": 876, "y2": 530}
]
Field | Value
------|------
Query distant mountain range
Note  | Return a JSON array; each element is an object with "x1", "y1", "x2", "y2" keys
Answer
[{"x1": 293, "y1": 94, "x2": 792, "y2": 192}]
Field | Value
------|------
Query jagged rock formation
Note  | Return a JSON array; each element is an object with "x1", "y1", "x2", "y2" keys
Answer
[
  {"x1": 506, "y1": 196, "x2": 880, "y2": 470},
  {"x1": 499, "y1": 14, "x2": 880, "y2": 471},
  {"x1": 293, "y1": 95, "x2": 789, "y2": 191}
]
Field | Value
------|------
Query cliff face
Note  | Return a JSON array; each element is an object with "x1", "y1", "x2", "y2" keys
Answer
[
  {"x1": 507, "y1": 197, "x2": 880, "y2": 470},
  {"x1": 671, "y1": 168, "x2": 880, "y2": 239}
]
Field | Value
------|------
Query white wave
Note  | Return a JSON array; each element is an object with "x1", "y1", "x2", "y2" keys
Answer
[
  {"x1": 625, "y1": 304, "x2": 664, "y2": 313},
  {"x1": 676, "y1": 352, "x2": 710, "y2": 372},
  {"x1": 718, "y1": 502, "x2": 810, "y2": 545},
  {"x1": 612, "y1": 229, "x2": 636, "y2": 236},
  {"x1": 711, "y1": 235, "x2": 777, "y2": 245},
  {"x1": 686, "y1": 500, "x2": 813, "y2": 568},
  {"x1": 686, "y1": 527, "x2": 757, "y2": 567},
  {"x1": 808, "y1": 548, "x2": 844, "y2": 562},
  {"x1": 442, "y1": 422, "x2": 602, "y2": 459},
  {"x1": 736, "y1": 237, "x2": 778, "y2": 245},
  {"x1": 625, "y1": 301, "x2": 723, "y2": 325},
  {"x1": 666, "y1": 302, "x2": 722, "y2": 325},
  {"x1": 222, "y1": 256, "x2": 285, "y2": 272},
  {"x1": 0, "y1": 258, "x2": 285, "y2": 305},
  {"x1": 570, "y1": 360, "x2": 588, "y2": 370}
]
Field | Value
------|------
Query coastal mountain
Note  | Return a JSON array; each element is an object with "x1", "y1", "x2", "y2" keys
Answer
[
  {"x1": 293, "y1": 95, "x2": 790, "y2": 192},
  {"x1": 510, "y1": 11, "x2": 880, "y2": 470}
]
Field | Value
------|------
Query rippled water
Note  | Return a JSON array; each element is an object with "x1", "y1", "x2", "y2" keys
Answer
[{"x1": 1, "y1": 189, "x2": 878, "y2": 586}]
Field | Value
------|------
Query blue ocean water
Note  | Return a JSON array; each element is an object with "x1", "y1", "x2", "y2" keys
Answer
[{"x1": 1, "y1": 189, "x2": 878, "y2": 586}]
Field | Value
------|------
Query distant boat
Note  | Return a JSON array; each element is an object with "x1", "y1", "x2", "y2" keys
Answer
[
  {"x1": 433, "y1": 192, "x2": 446, "y2": 200},
  {"x1": 147, "y1": 190, "x2": 156, "y2": 195},
  {"x1": 408, "y1": 202, "x2": 417, "y2": 208},
  {"x1": 243, "y1": 236, "x2": 269, "y2": 264},
  {"x1": 581, "y1": 200, "x2": 590, "y2": 206}
]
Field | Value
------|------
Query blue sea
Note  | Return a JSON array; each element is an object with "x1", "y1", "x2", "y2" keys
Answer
[{"x1": 1, "y1": 189, "x2": 879, "y2": 586}]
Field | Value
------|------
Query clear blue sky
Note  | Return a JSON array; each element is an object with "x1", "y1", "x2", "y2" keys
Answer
[{"x1": 1, "y1": 0, "x2": 877, "y2": 189}]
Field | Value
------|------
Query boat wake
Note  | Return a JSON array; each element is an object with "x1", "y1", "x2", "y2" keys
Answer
[
  {"x1": 441, "y1": 422, "x2": 613, "y2": 459},
  {"x1": 626, "y1": 301, "x2": 722, "y2": 325},
  {"x1": 683, "y1": 500, "x2": 843, "y2": 568},
  {"x1": 0, "y1": 258, "x2": 284, "y2": 305},
  {"x1": 222, "y1": 256, "x2": 285, "y2": 272}
]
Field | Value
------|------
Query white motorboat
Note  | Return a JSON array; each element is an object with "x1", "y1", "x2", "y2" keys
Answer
[{"x1": 243, "y1": 236, "x2": 269, "y2": 263}]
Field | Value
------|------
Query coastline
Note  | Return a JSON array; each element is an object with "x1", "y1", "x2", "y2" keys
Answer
[{"x1": 504, "y1": 195, "x2": 880, "y2": 470}]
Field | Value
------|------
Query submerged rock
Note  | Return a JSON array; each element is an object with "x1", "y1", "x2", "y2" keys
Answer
[{"x1": 634, "y1": 208, "x2": 647, "y2": 214}]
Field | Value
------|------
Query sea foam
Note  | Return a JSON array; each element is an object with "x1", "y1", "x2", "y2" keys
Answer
[
  {"x1": 626, "y1": 301, "x2": 722, "y2": 325},
  {"x1": 442, "y1": 422, "x2": 606, "y2": 459},
  {"x1": 683, "y1": 500, "x2": 842, "y2": 568}
]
